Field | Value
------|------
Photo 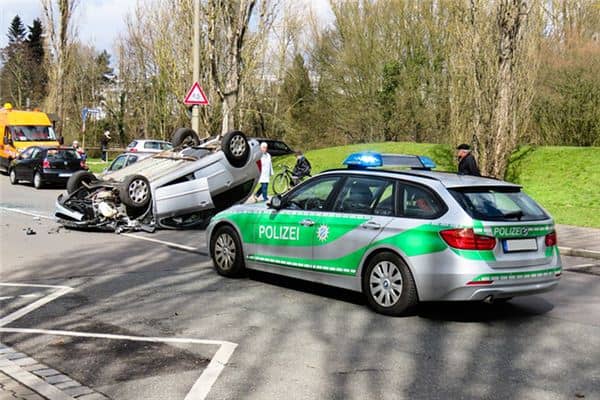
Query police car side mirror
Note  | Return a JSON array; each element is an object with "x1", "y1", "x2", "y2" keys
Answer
[{"x1": 269, "y1": 195, "x2": 283, "y2": 210}]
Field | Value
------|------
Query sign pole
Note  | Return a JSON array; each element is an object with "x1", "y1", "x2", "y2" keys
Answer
[{"x1": 191, "y1": 0, "x2": 201, "y2": 134}]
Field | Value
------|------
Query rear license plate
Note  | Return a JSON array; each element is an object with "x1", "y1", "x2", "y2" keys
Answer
[
  {"x1": 59, "y1": 173, "x2": 72, "y2": 178},
  {"x1": 503, "y1": 238, "x2": 538, "y2": 252}
]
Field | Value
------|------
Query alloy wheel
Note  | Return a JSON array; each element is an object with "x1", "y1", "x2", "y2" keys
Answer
[{"x1": 369, "y1": 260, "x2": 403, "y2": 307}]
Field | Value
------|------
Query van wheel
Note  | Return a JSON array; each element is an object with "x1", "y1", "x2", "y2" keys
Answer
[
  {"x1": 210, "y1": 225, "x2": 245, "y2": 277},
  {"x1": 222, "y1": 131, "x2": 249, "y2": 168},
  {"x1": 119, "y1": 174, "x2": 151, "y2": 209},
  {"x1": 33, "y1": 172, "x2": 43, "y2": 189},
  {"x1": 67, "y1": 171, "x2": 98, "y2": 194},
  {"x1": 362, "y1": 252, "x2": 418, "y2": 316},
  {"x1": 171, "y1": 128, "x2": 200, "y2": 148},
  {"x1": 9, "y1": 168, "x2": 18, "y2": 184}
]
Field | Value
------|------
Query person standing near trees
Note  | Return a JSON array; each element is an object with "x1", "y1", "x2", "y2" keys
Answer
[
  {"x1": 254, "y1": 142, "x2": 273, "y2": 202},
  {"x1": 100, "y1": 130, "x2": 111, "y2": 162},
  {"x1": 456, "y1": 144, "x2": 481, "y2": 176}
]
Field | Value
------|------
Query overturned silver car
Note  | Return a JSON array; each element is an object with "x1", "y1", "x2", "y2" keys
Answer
[{"x1": 55, "y1": 129, "x2": 261, "y2": 232}]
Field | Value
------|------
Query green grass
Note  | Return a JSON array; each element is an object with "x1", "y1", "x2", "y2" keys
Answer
[
  {"x1": 272, "y1": 143, "x2": 600, "y2": 228},
  {"x1": 86, "y1": 157, "x2": 111, "y2": 174}
]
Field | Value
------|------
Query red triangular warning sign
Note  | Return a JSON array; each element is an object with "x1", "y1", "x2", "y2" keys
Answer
[{"x1": 184, "y1": 82, "x2": 209, "y2": 105}]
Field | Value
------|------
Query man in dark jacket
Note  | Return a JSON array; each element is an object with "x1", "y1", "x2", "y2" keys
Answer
[
  {"x1": 292, "y1": 151, "x2": 311, "y2": 185},
  {"x1": 456, "y1": 144, "x2": 481, "y2": 176}
]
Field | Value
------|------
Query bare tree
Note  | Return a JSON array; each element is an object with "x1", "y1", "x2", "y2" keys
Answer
[
  {"x1": 41, "y1": 0, "x2": 78, "y2": 134},
  {"x1": 449, "y1": 0, "x2": 542, "y2": 178},
  {"x1": 206, "y1": 0, "x2": 256, "y2": 134}
]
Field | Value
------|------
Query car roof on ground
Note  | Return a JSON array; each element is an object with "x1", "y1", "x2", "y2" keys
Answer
[{"x1": 320, "y1": 168, "x2": 521, "y2": 189}]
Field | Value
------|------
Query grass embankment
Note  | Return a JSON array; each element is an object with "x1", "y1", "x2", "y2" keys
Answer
[
  {"x1": 86, "y1": 158, "x2": 110, "y2": 174},
  {"x1": 273, "y1": 143, "x2": 600, "y2": 228}
]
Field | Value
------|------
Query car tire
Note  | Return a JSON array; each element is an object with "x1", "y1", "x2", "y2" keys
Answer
[
  {"x1": 362, "y1": 252, "x2": 418, "y2": 316},
  {"x1": 33, "y1": 171, "x2": 43, "y2": 189},
  {"x1": 67, "y1": 171, "x2": 98, "y2": 194},
  {"x1": 9, "y1": 168, "x2": 18, "y2": 184},
  {"x1": 210, "y1": 225, "x2": 245, "y2": 277},
  {"x1": 221, "y1": 131, "x2": 250, "y2": 168},
  {"x1": 119, "y1": 174, "x2": 151, "y2": 209},
  {"x1": 171, "y1": 127, "x2": 200, "y2": 148}
]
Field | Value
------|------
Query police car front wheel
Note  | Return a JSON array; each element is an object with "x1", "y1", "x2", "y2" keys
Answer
[
  {"x1": 362, "y1": 252, "x2": 418, "y2": 316},
  {"x1": 211, "y1": 225, "x2": 245, "y2": 277}
]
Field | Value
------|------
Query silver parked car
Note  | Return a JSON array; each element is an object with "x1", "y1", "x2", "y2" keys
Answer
[
  {"x1": 102, "y1": 152, "x2": 154, "y2": 174},
  {"x1": 126, "y1": 139, "x2": 173, "y2": 153},
  {"x1": 55, "y1": 129, "x2": 261, "y2": 231}
]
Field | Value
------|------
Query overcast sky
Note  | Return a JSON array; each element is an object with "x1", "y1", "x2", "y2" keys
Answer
[
  {"x1": 0, "y1": 0, "x2": 333, "y2": 57},
  {"x1": 0, "y1": 0, "x2": 139, "y2": 53}
]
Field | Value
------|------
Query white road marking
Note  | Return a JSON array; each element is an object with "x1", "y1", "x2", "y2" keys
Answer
[
  {"x1": 0, "y1": 327, "x2": 237, "y2": 400},
  {"x1": 0, "y1": 294, "x2": 42, "y2": 301},
  {"x1": 0, "y1": 283, "x2": 73, "y2": 328},
  {"x1": 120, "y1": 233, "x2": 203, "y2": 253},
  {"x1": 0, "y1": 206, "x2": 54, "y2": 220},
  {"x1": 0, "y1": 283, "x2": 237, "y2": 400},
  {"x1": 0, "y1": 206, "x2": 205, "y2": 254}
]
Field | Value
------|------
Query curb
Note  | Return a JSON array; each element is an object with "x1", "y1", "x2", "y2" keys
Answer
[{"x1": 559, "y1": 246, "x2": 600, "y2": 260}]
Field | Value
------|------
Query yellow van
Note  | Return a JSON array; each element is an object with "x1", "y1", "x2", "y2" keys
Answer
[{"x1": 0, "y1": 103, "x2": 59, "y2": 173}]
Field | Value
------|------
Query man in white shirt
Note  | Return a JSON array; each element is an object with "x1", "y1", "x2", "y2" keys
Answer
[{"x1": 255, "y1": 142, "x2": 273, "y2": 201}]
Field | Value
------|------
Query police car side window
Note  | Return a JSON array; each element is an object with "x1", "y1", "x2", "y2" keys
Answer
[
  {"x1": 285, "y1": 176, "x2": 339, "y2": 211},
  {"x1": 400, "y1": 183, "x2": 445, "y2": 219},
  {"x1": 333, "y1": 177, "x2": 393, "y2": 215}
]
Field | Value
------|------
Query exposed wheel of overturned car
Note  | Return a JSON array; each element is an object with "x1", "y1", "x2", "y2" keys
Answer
[
  {"x1": 67, "y1": 171, "x2": 98, "y2": 194},
  {"x1": 171, "y1": 127, "x2": 200, "y2": 148},
  {"x1": 119, "y1": 174, "x2": 151, "y2": 209},
  {"x1": 222, "y1": 130, "x2": 250, "y2": 168}
]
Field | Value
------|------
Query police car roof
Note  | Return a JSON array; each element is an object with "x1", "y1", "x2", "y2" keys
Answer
[{"x1": 322, "y1": 168, "x2": 521, "y2": 189}]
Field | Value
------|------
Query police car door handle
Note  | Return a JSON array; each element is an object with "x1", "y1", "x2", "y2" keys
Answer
[
  {"x1": 361, "y1": 221, "x2": 381, "y2": 230},
  {"x1": 299, "y1": 219, "x2": 315, "y2": 227}
]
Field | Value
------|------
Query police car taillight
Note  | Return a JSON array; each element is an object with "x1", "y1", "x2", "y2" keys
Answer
[
  {"x1": 42, "y1": 158, "x2": 50, "y2": 169},
  {"x1": 545, "y1": 231, "x2": 557, "y2": 247},
  {"x1": 440, "y1": 228, "x2": 496, "y2": 251}
]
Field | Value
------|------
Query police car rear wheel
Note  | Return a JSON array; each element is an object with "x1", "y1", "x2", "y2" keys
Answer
[
  {"x1": 362, "y1": 252, "x2": 418, "y2": 316},
  {"x1": 211, "y1": 225, "x2": 245, "y2": 277}
]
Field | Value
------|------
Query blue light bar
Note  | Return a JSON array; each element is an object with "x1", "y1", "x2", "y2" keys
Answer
[
  {"x1": 343, "y1": 152, "x2": 383, "y2": 168},
  {"x1": 418, "y1": 156, "x2": 436, "y2": 169},
  {"x1": 343, "y1": 152, "x2": 437, "y2": 170}
]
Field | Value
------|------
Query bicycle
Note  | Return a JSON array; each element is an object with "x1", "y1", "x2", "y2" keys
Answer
[{"x1": 272, "y1": 165, "x2": 309, "y2": 195}]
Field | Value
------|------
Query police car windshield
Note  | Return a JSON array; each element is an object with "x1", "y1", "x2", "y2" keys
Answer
[
  {"x1": 449, "y1": 187, "x2": 549, "y2": 222},
  {"x1": 10, "y1": 125, "x2": 56, "y2": 141}
]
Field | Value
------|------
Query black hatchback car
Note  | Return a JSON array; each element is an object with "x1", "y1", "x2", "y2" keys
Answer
[
  {"x1": 253, "y1": 138, "x2": 294, "y2": 157},
  {"x1": 9, "y1": 146, "x2": 87, "y2": 189}
]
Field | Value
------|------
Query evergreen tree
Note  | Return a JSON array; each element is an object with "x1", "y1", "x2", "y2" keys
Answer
[
  {"x1": 7, "y1": 15, "x2": 26, "y2": 44},
  {"x1": 26, "y1": 19, "x2": 45, "y2": 64},
  {"x1": 95, "y1": 50, "x2": 114, "y2": 81}
]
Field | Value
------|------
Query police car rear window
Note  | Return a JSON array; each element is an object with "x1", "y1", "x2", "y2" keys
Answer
[{"x1": 449, "y1": 187, "x2": 548, "y2": 222}]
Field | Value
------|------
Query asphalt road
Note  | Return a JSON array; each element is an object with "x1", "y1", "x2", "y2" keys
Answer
[{"x1": 1, "y1": 177, "x2": 599, "y2": 400}]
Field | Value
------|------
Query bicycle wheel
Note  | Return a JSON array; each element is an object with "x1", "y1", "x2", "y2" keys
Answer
[{"x1": 272, "y1": 173, "x2": 291, "y2": 195}]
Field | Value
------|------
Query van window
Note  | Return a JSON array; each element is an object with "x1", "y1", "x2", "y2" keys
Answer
[
  {"x1": 10, "y1": 126, "x2": 56, "y2": 141},
  {"x1": 449, "y1": 187, "x2": 549, "y2": 221}
]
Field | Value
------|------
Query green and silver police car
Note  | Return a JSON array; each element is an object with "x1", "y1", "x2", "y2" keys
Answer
[{"x1": 207, "y1": 152, "x2": 561, "y2": 316}]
